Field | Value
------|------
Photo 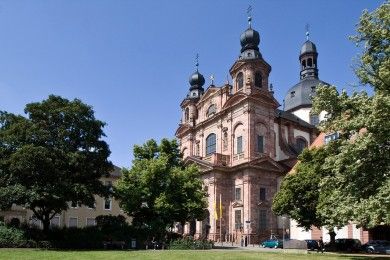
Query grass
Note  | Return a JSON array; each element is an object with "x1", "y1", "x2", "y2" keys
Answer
[{"x1": 0, "y1": 249, "x2": 387, "y2": 260}]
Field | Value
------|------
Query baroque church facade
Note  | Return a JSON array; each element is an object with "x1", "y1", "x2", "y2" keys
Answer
[{"x1": 175, "y1": 17, "x2": 327, "y2": 244}]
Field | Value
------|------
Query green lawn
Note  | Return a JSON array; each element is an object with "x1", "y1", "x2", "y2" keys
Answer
[{"x1": 0, "y1": 249, "x2": 387, "y2": 260}]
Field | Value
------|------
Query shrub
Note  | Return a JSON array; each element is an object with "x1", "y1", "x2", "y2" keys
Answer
[
  {"x1": 169, "y1": 237, "x2": 213, "y2": 250},
  {"x1": 0, "y1": 222, "x2": 27, "y2": 248}
]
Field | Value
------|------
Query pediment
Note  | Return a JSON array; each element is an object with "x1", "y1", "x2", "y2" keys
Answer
[
  {"x1": 175, "y1": 124, "x2": 192, "y2": 137},
  {"x1": 232, "y1": 201, "x2": 244, "y2": 208},
  {"x1": 249, "y1": 156, "x2": 287, "y2": 173},
  {"x1": 199, "y1": 87, "x2": 219, "y2": 103},
  {"x1": 222, "y1": 92, "x2": 247, "y2": 109},
  {"x1": 183, "y1": 156, "x2": 214, "y2": 172}
]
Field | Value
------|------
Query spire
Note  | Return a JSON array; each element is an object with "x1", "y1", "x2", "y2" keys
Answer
[
  {"x1": 247, "y1": 5, "x2": 252, "y2": 28},
  {"x1": 305, "y1": 24, "x2": 310, "y2": 41},
  {"x1": 195, "y1": 53, "x2": 199, "y2": 72}
]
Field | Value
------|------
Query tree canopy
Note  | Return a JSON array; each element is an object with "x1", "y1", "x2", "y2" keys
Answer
[
  {"x1": 273, "y1": 1, "x2": 390, "y2": 231},
  {"x1": 0, "y1": 95, "x2": 113, "y2": 232},
  {"x1": 115, "y1": 138, "x2": 207, "y2": 238}
]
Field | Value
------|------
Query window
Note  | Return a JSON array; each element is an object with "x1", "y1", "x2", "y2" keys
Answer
[
  {"x1": 308, "y1": 58, "x2": 313, "y2": 67},
  {"x1": 236, "y1": 136, "x2": 243, "y2": 154},
  {"x1": 259, "y1": 188, "x2": 266, "y2": 201},
  {"x1": 296, "y1": 138, "x2": 307, "y2": 153},
  {"x1": 311, "y1": 86, "x2": 316, "y2": 93},
  {"x1": 86, "y1": 218, "x2": 96, "y2": 227},
  {"x1": 68, "y1": 217, "x2": 78, "y2": 228},
  {"x1": 206, "y1": 104, "x2": 216, "y2": 117},
  {"x1": 255, "y1": 72, "x2": 262, "y2": 88},
  {"x1": 235, "y1": 187, "x2": 241, "y2": 201},
  {"x1": 257, "y1": 135, "x2": 264, "y2": 153},
  {"x1": 302, "y1": 60, "x2": 306, "y2": 68},
  {"x1": 235, "y1": 210, "x2": 242, "y2": 230},
  {"x1": 324, "y1": 132, "x2": 339, "y2": 144},
  {"x1": 185, "y1": 107, "x2": 189, "y2": 122},
  {"x1": 50, "y1": 216, "x2": 60, "y2": 228},
  {"x1": 206, "y1": 133, "x2": 216, "y2": 155},
  {"x1": 237, "y1": 72, "x2": 243, "y2": 90},
  {"x1": 259, "y1": 210, "x2": 267, "y2": 230},
  {"x1": 104, "y1": 198, "x2": 112, "y2": 210},
  {"x1": 196, "y1": 143, "x2": 200, "y2": 156},
  {"x1": 290, "y1": 91, "x2": 296, "y2": 98},
  {"x1": 310, "y1": 114, "x2": 319, "y2": 126}
]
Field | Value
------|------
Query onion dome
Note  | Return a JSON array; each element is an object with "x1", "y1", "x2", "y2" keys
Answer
[
  {"x1": 300, "y1": 40, "x2": 317, "y2": 55},
  {"x1": 189, "y1": 70, "x2": 205, "y2": 90},
  {"x1": 240, "y1": 28, "x2": 260, "y2": 52}
]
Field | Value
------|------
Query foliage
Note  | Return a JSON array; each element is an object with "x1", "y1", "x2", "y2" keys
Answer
[
  {"x1": 0, "y1": 95, "x2": 113, "y2": 233},
  {"x1": 169, "y1": 237, "x2": 213, "y2": 250},
  {"x1": 272, "y1": 148, "x2": 328, "y2": 230},
  {"x1": 350, "y1": 0, "x2": 390, "y2": 94},
  {"x1": 116, "y1": 138, "x2": 208, "y2": 238},
  {"x1": 0, "y1": 222, "x2": 27, "y2": 248},
  {"x1": 273, "y1": 1, "x2": 390, "y2": 231}
]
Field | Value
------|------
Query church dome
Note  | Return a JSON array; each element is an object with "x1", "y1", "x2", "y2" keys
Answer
[
  {"x1": 300, "y1": 40, "x2": 317, "y2": 55},
  {"x1": 189, "y1": 70, "x2": 205, "y2": 89},
  {"x1": 240, "y1": 27, "x2": 260, "y2": 52}
]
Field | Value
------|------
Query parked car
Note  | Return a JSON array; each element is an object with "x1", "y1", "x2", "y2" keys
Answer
[
  {"x1": 334, "y1": 238, "x2": 361, "y2": 252},
  {"x1": 260, "y1": 239, "x2": 283, "y2": 249},
  {"x1": 305, "y1": 239, "x2": 320, "y2": 251},
  {"x1": 361, "y1": 240, "x2": 390, "y2": 254}
]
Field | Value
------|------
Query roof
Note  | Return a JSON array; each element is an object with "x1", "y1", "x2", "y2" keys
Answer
[
  {"x1": 275, "y1": 109, "x2": 316, "y2": 129},
  {"x1": 300, "y1": 40, "x2": 317, "y2": 55},
  {"x1": 284, "y1": 78, "x2": 329, "y2": 112},
  {"x1": 110, "y1": 165, "x2": 122, "y2": 178}
]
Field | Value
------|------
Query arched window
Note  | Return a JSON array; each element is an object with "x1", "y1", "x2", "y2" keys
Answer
[
  {"x1": 302, "y1": 60, "x2": 306, "y2": 68},
  {"x1": 206, "y1": 133, "x2": 216, "y2": 155},
  {"x1": 255, "y1": 72, "x2": 262, "y2": 88},
  {"x1": 237, "y1": 72, "x2": 244, "y2": 90},
  {"x1": 308, "y1": 58, "x2": 313, "y2": 67},
  {"x1": 185, "y1": 107, "x2": 189, "y2": 122},
  {"x1": 206, "y1": 104, "x2": 216, "y2": 117},
  {"x1": 295, "y1": 138, "x2": 307, "y2": 153}
]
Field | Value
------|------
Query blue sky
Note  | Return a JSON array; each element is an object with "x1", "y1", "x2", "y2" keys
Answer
[{"x1": 0, "y1": 0, "x2": 383, "y2": 167}]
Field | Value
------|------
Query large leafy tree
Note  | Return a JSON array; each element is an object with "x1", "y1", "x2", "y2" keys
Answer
[
  {"x1": 273, "y1": 1, "x2": 390, "y2": 233},
  {"x1": 0, "y1": 95, "x2": 113, "y2": 232},
  {"x1": 116, "y1": 138, "x2": 207, "y2": 238}
]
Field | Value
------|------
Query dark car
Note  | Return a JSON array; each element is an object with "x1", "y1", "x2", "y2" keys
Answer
[
  {"x1": 334, "y1": 238, "x2": 361, "y2": 252},
  {"x1": 260, "y1": 239, "x2": 283, "y2": 248},
  {"x1": 361, "y1": 240, "x2": 390, "y2": 254},
  {"x1": 305, "y1": 239, "x2": 320, "y2": 251}
]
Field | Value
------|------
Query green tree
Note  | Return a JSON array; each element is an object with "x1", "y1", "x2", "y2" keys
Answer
[
  {"x1": 273, "y1": 1, "x2": 390, "y2": 233},
  {"x1": 116, "y1": 138, "x2": 207, "y2": 238},
  {"x1": 0, "y1": 95, "x2": 113, "y2": 233}
]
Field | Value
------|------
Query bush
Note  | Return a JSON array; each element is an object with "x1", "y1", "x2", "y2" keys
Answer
[
  {"x1": 0, "y1": 222, "x2": 27, "y2": 248},
  {"x1": 169, "y1": 237, "x2": 213, "y2": 250}
]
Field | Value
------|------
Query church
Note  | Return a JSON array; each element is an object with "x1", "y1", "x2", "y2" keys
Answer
[{"x1": 175, "y1": 15, "x2": 328, "y2": 244}]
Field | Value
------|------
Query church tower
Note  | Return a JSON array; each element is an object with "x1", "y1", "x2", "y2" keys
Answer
[{"x1": 284, "y1": 29, "x2": 329, "y2": 125}]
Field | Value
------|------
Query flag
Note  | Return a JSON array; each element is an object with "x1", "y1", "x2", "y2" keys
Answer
[
  {"x1": 213, "y1": 200, "x2": 218, "y2": 219},
  {"x1": 219, "y1": 194, "x2": 222, "y2": 220}
]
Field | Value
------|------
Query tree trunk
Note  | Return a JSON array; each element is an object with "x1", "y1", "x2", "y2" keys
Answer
[{"x1": 329, "y1": 229, "x2": 336, "y2": 245}]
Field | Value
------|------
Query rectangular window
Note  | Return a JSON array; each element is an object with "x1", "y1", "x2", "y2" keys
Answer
[
  {"x1": 50, "y1": 216, "x2": 60, "y2": 228},
  {"x1": 86, "y1": 218, "x2": 96, "y2": 227},
  {"x1": 104, "y1": 198, "x2": 112, "y2": 210},
  {"x1": 68, "y1": 217, "x2": 78, "y2": 228},
  {"x1": 324, "y1": 132, "x2": 339, "y2": 144},
  {"x1": 235, "y1": 187, "x2": 241, "y2": 201},
  {"x1": 259, "y1": 210, "x2": 267, "y2": 230},
  {"x1": 235, "y1": 210, "x2": 242, "y2": 230},
  {"x1": 257, "y1": 135, "x2": 264, "y2": 153},
  {"x1": 237, "y1": 136, "x2": 243, "y2": 154},
  {"x1": 259, "y1": 187, "x2": 266, "y2": 201}
]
